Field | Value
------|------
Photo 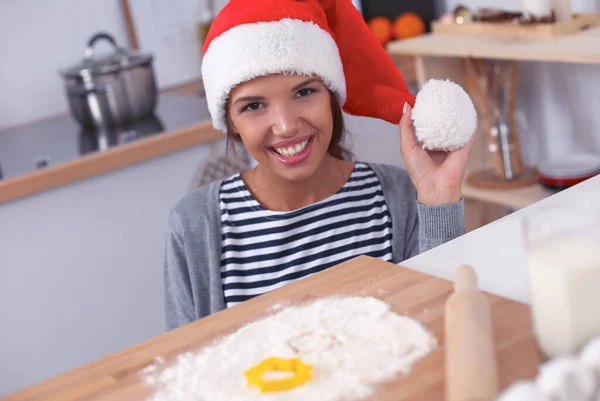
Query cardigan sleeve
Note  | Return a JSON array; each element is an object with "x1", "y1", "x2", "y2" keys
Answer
[
  {"x1": 164, "y1": 209, "x2": 196, "y2": 330},
  {"x1": 163, "y1": 180, "x2": 227, "y2": 331},
  {"x1": 368, "y1": 162, "x2": 465, "y2": 262}
]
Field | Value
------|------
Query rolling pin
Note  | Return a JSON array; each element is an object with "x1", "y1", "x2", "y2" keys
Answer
[{"x1": 444, "y1": 265, "x2": 499, "y2": 401}]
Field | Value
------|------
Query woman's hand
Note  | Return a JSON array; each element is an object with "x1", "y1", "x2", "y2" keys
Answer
[{"x1": 399, "y1": 104, "x2": 476, "y2": 206}]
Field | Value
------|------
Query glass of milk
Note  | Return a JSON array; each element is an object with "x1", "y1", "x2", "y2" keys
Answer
[{"x1": 522, "y1": 202, "x2": 600, "y2": 359}]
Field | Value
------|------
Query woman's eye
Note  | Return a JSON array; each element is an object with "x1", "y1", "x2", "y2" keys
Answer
[
  {"x1": 297, "y1": 88, "x2": 315, "y2": 97},
  {"x1": 241, "y1": 102, "x2": 262, "y2": 112}
]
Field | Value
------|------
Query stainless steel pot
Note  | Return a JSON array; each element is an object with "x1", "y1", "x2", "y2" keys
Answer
[{"x1": 60, "y1": 32, "x2": 157, "y2": 129}]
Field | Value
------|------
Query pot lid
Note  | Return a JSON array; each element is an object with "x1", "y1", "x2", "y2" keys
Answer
[
  {"x1": 60, "y1": 32, "x2": 153, "y2": 78},
  {"x1": 539, "y1": 152, "x2": 600, "y2": 178}
]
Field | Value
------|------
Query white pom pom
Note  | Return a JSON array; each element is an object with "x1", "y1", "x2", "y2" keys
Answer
[
  {"x1": 536, "y1": 357, "x2": 596, "y2": 401},
  {"x1": 497, "y1": 380, "x2": 550, "y2": 401},
  {"x1": 411, "y1": 79, "x2": 477, "y2": 151}
]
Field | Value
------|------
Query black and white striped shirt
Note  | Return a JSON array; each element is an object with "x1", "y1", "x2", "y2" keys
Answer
[{"x1": 219, "y1": 162, "x2": 393, "y2": 307}]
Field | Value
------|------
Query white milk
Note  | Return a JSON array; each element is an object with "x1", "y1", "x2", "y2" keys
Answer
[{"x1": 527, "y1": 235, "x2": 600, "y2": 358}]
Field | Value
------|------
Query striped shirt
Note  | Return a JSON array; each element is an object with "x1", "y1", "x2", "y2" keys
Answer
[{"x1": 218, "y1": 162, "x2": 393, "y2": 307}]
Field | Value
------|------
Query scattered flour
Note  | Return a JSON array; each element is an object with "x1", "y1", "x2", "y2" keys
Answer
[
  {"x1": 268, "y1": 303, "x2": 286, "y2": 312},
  {"x1": 143, "y1": 297, "x2": 437, "y2": 401}
]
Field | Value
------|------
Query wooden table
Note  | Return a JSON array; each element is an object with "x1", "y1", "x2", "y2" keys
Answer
[{"x1": 5, "y1": 256, "x2": 541, "y2": 401}]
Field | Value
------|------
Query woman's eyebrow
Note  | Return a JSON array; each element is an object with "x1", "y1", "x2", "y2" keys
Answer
[
  {"x1": 232, "y1": 95, "x2": 265, "y2": 106},
  {"x1": 292, "y1": 78, "x2": 319, "y2": 91}
]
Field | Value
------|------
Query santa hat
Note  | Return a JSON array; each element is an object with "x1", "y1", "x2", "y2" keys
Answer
[{"x1": 201, "y1": 0, "x2": 416, "y2": 132}]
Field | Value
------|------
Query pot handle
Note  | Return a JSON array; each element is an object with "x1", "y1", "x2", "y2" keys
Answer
[{"x1": 84, "y1": 32, "x2": 119, "y2": 59}]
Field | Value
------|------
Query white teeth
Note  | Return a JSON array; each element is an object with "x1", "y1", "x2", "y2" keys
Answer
[{"x1": 274, "y1": 139, "x2": 310, "y2": 157}]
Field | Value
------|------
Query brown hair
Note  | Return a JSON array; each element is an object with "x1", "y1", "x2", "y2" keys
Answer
[{"x1": 225, "y1": 90, "x2": 353, "y2": 162}]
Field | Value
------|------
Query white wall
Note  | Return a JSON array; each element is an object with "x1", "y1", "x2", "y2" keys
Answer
[{"x1": 0, "y1": 143, "x2": 213, "y2": 396}]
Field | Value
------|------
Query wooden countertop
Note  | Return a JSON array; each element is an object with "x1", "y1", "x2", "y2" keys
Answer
[
  {"x1": 387, "y1": 26, "x2": 600, "y2": 64},
  {"x1": 3, "y1": 255, "x2": 540, "y2": 401},
  {"x1": 0, "y1": 83, "x2": 220, "y2": 205}
]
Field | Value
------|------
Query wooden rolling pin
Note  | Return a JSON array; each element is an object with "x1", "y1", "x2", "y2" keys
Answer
[{"x1": 444, "y1": 265, "x2": 499, "y2": 401}]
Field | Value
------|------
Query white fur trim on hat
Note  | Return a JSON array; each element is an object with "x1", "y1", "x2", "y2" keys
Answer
[{"x1": 201, "y1": 18, "x2": 347, "y2": 132}]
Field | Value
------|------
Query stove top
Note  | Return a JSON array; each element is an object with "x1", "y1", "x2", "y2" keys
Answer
[{"x1": 0, "y1": 94, "x2": 211, "y2": 181}]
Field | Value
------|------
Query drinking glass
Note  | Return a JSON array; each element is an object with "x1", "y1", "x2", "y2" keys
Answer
[{"x1": 522, "y1": 200, "x2": 600, "y2": 358}]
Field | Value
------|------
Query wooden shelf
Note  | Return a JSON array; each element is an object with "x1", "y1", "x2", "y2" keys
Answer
[
  {"x1": 387, "y1": 26, "x2": 600, "y2": 64},
  {"x1": 461, "y1": 178, "x2": 555, "y2": 210}
]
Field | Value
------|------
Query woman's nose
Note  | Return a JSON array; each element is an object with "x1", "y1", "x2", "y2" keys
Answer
[{"x1": 271, "y1": 104, "x2": 301, "y2": 136}]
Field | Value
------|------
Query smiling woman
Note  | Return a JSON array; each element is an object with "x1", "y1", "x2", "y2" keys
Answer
[
  {"x1": 223, "y1": 74, "x2": 353, "y2": 211},
  {"x1": 164, "y1": 0, "x2": 473, "y2": 329}
]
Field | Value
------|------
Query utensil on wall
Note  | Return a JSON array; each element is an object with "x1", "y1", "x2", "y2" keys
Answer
[
  {"x1": 462, "y1": 58, "x2": 538, "y2": 189},
  {"x1": 445, "y1": 264, "x2": 499, "y2": 401},
  {"x1": 488, "y1": 61, "x2": 524, "y2": 180},
  {"x1": 59, "y1": 32, "x2": 158, "y2": 130},
  {"x1": 462, "y1": 58, "x2": 504, "y2": 176}
]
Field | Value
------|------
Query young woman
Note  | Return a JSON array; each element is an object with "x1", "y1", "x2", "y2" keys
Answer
[{"x1": 164, "y1": 0, "x2": 474, "y2": 330}]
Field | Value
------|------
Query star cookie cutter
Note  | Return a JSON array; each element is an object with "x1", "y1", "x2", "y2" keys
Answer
[{"x1": 244, "y1": 357, "x2": 312, "y2": 392}]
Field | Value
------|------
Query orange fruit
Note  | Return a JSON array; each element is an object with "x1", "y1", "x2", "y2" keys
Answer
[
  {"x1": 393, "y1": 12, "x2": 426, "y2": 40},
  {"x1": 367, "y1": 16, "x2": 393, "y2": 45}
]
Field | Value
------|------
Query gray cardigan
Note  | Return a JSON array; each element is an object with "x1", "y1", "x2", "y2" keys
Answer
[{"x1": 164, "y1": 162, "x2": 465, "y2": 330}]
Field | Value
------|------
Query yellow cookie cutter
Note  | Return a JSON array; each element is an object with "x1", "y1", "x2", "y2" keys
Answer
[{"x1": 244, "y1": 357, "x2": 312, "y2": 393}]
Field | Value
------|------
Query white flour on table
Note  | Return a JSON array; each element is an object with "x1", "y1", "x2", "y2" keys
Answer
[{"x1": 143, "y1": 297, "x2": 437, "y2": 401}]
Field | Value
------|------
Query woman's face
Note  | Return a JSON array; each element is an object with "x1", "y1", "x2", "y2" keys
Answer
[{"x1": 228, "y1": 73, "x2": 334, "y2": 182}]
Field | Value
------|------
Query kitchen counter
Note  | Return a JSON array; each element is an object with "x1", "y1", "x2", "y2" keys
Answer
[
  {"x1": 0, "y1": 92, "x2": 220, "y2": 205},
  {"x1": 403, "y1": 174, "x2": 600, "y2": 304}
]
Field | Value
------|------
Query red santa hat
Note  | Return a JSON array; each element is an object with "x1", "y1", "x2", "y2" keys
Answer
[{"x1": 201, "y1": 0, "x2": 416, "y2": 132}]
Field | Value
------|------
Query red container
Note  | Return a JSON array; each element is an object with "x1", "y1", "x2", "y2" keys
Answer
[{"x1": 538, "y1": 153, "x2": 600, "y2": 190}]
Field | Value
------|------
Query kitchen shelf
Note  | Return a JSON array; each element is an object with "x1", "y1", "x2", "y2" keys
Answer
[
  {"x1": 386, "y1": 26, "x2": 600, "y2": 211},
  {"x1": 387, "y1": 26, "x2": 600, "y2": 64},
  {"x1": 461, "y1": 176, "x2": 555, "y2": 210}
]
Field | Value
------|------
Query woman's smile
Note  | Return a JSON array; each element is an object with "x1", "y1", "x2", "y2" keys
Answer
[{"x1": 270, "y1": 136, "x2": 313, "y2": 165}]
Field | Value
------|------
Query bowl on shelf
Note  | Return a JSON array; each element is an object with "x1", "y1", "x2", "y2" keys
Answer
[{"x1": 538, "y1": 152, "x2": 600, "y2": 190}]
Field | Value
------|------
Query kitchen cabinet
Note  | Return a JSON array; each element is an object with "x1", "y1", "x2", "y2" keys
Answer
[{"x1": 0, "y1": 142, "x2": 215, "y2": 396}]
